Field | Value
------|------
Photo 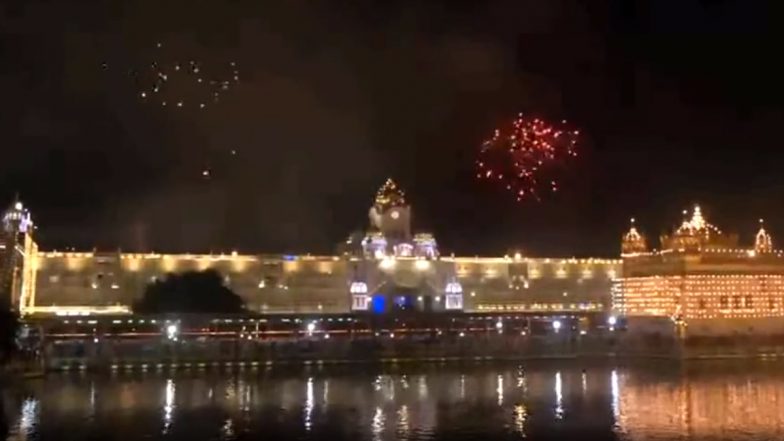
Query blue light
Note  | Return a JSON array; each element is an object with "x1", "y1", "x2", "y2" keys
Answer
[
  {"x1": 371, "y1": 295, "x2": 386, "y2": 314},
  {"x1": 283, "y1": 255, "x2": 296, "y2": 261}
]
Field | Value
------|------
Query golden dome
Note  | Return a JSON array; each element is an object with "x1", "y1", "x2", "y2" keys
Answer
[{"x1": 374, "y1": 178, "x2": 406, "y2": 210}]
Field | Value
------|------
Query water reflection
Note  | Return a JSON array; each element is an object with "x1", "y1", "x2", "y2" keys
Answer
[
  {"x1": 323, "y1": 379, "x2": 329, "y2": 408},
  {"x1": 4, "y1": 363, "x2": 784, "y2": 441},
  {"x1": 239, "y1": 377, "x2": 251, "y2": 412},
  {"x1": 88, "y1": 381, "x2": 95, "y2": 422},
  {"x1": 554, "y1": 371, "x2": 563, "y2": 419},
  {"x1": 417, "y1": 375, "x2": 427, "y2": 400},
  {"x1": 518, "y1": 368, "x2": 528, "y2": 395},
  {"x1": 304, "y1": 377, "x2": 314, "y2": 431},
  {"x1": 617, "y1": 366, "x2": 784, "y2": 440},
  {"x1": 371, "y1": 406, "x2": 385, "y2": 441},
  {"x1": 162, "y1": 378, "x2": 175, "y2": 434},
  {"x1": 496, "y1": 374, "x2": 504, "y2": 406},
  {"x1": 610, "y1": 369, "x2": 620, "y2": 422},
  {"x1": 9, "y1": 398, "x2": 39, "y2": 441},
  {"x1": 220, "y1": 418, "x2": 234, "y2": 439},
  {"x1": 582, "y1": 371, "x2": 587, "y2": 394},
  {"x1": 396, "y1": 404, "x2": 410, "y2": 438},
  {"x1": 513, "y1": 404, "x2": 527, "y2": 435}
]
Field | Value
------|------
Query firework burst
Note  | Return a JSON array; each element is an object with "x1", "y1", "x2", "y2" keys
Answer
[
  {"x1": 476, "y1": 113, "x2": 579, "y2": 202},
  {"x1": 102, "y1": 41, "x2": 240, "y2": 111}
]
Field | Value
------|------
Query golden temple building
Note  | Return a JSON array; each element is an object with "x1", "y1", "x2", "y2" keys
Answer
[
  {"x1": 618, "y1": 206, "x2": 784, "y2": 337},
  {"x1": 0, "y1": 181, "x2": 619, "y2": 318}
]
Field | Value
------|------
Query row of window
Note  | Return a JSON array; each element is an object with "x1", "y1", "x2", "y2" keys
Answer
[{"x1": 697, "y1": 295, "x2": 784, "y2": 309}]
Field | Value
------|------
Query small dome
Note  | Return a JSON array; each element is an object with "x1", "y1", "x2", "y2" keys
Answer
[
  {"x1": 755, "y1": 219, "x2": 773, "y2": 253},
  {"x1": 622, "y1": 218, "x2": 647, "y2": 254}
]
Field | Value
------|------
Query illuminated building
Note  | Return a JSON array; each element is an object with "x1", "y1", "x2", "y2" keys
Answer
[
  {"x1": 1, "y1": 180, "x2": 619, "y2": 317},
  {"x1": 618, "y1": 205, "x2": 784, "y2": 337}
]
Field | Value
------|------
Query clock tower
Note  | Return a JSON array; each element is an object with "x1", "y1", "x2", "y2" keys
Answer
[{"x1": 368, "y1": 178, "x2": 411, "y2": 243}]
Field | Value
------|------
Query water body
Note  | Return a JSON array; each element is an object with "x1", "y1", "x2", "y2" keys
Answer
[{"x1": 3, "y1": 361, "x2": 784, "y2": 441}]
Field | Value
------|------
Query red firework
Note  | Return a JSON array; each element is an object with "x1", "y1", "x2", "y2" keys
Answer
[{"x1": 476, "y1": 113, "x2": 579, "y2": 201}]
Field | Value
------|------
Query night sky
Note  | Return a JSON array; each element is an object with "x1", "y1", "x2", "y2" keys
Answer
[{"x1": 3, "y1": 1, "x2": 784, "y2": 257}]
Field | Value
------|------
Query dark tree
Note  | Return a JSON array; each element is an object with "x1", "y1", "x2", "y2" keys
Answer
[
  {"x1": 134, "y1": 269, "x2": 246, "y2": 314},
  {"x1": 0, "y1": 310, "x2": 19, "y2": 362}
]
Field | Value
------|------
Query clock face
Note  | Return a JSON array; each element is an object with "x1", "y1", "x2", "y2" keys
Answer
[{"x1": 390, "y1": 210, "x2": 400, "y2": 219}]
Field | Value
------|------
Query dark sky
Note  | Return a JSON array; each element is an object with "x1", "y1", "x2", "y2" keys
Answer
[{"x1": 2, "y1": 0, "x2": 784, "y2": 257}]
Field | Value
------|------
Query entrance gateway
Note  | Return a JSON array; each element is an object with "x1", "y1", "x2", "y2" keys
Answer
[{"x1": 345, "y1": 179, "x2": 463, "y2": 314}]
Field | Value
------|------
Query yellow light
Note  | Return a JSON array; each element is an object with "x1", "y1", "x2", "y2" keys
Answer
[
  {"x1": 415, "y1": 259, "x2": 430, "y2": 271},
  {"x1": 379, "y1": 257, "x2": 396, "y2": 270}
]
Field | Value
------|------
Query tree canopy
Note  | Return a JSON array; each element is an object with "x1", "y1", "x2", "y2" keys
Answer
[{"x1": 134, "y1": 269, "x2": 246, "y2": 314}]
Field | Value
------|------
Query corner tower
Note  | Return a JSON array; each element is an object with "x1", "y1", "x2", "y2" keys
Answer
[
  {"x1": 621, "y1": 218, "x2": 647, "y2": 255},
  {"x1": 1, "y1": 199, "x2": 37, "y2": 313},
  {"x1": 755, "y1": 219, "x2": 773, "y2": 254}
]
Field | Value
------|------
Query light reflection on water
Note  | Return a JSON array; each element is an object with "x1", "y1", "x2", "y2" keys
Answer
[
  {"x1": 162, "y1": 378, "x2": 175, "y2": 434},
  {"x1": 582, "y1": 370, "x2": 588, "y2": 394},
  {"x1": 496, "y1": 374, "x2": 504, "y2": 407},
  {"x1": 3, "y1": 362, "x2": 784, "y2": 440},
  {"x1": 371, "y1": 406, "x2": 385, "y2": 441},
  {"x1": 396, "y1": 404, "x2": 409, "y2": 439},
  {"x1": 513, "y1": 403, "x2": 527, "y2": 436},
  {"x1": 304, "y1": 377, "x2": 314, "y2": 431},
  {"x1": 5, "y1": 397, "x2": 38, "y2": 441},
  {"x1": 611, "y1": 369, "x2": 620, "y2": 421},
  {"x1": 554, "y1": 371, "x2": 564, "y2": 419}
]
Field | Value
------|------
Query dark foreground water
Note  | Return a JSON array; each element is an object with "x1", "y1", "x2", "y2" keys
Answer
[{"x1": 3, "y1": 361, "x2": 784, "y2": 441}]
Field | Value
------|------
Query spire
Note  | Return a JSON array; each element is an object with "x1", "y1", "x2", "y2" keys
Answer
[
  {"x1": 12, "y1": 192, "x2": 21, "y2": 211},
  {"x1": 622, "y1": 217, "x2": 647, "y2": 255},
  {"x1": 374, "y1": 178, "x2": 406, "y2": 210},
  {"x1": 691, "y1": 205, "x2": 705, "y2": 230},
  {"x1": 678, "y1": 209, "x2": 691, "y2": 231},
  {"x1": 755, "y1": 218, "x2": 773, "y2": 253}
]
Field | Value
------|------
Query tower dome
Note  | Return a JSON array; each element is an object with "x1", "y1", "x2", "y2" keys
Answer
[
  {"x1": 621, "y1": 218, "x2": 647, "y2": 255},
  {"x1": 3, "y1": 198, "x2": 33, "y2": 235},
  {"x1": 374, "y1": 178, "x2": 406, "y2": 211},
  {"x1": 367, "y1": 178, "x2": 412, "y2": 243},
  {"x1": 755, "y1": 219, "x2": 773, "y2": 253}
]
